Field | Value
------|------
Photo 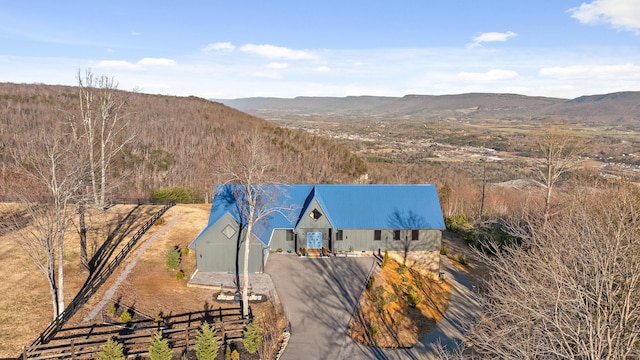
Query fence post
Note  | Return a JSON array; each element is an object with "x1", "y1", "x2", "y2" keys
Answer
[
  {"x1": 219, "y1": 307, "x2": 223, "y2": 321},
  {"x1": 185, "y1": 327, "x2": 189, "y2": 351},
  {"x1": 22, "y1": 345, "x2": 26, "y2": 360},
  {"x1": 70, "y1": 339, "x2": 75, "y2": 360}
]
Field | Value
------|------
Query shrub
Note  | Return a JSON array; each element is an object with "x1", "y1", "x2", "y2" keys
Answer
[
  {"x1": 231, "y1": 349, "x2": 239, "y2": 360},
  {"x1": 225, "y1": 345, "x2": 231, "y2": 360},
  {"x1": 395, "y1": 265, "x2": 407, "y2": 275},
  {"x1": 181, "y1": 247, "x2": 190, "y2": 256},
  {"x1": 444, "y1": 213, "x2": 469, "y2": 229},
  {"x1": 366, "y1": 275, "x2": 375, "y2": 291},
  {"x1": 120, "y1": 310, "x2": 132, "y2": 323},
  {"x1": 196, "y1": 324, "x2": 220, "y2": 360},
  {"x1": 96, "y1": 339, "x2": 125, "y2": 360},
  {"x1": 276, "y1": 247, "x2": 283, "y2": 253},
  {"x1": 154, "y1": 217, "x2": 166, "y2": 226},
  {"x1": 151, "y1": 186, "x2": 201, "y2": 204},
  {"x1": 369, "y1": 323, "x2": 379, "y2": 337},
  {"x1": 453, "y1": 254, "x2": 469, "y2": 266},
  {"x1": 405, "y1": 289, "x2": 424, "y2": 308},
  {"x1": 381, "y1": 249, "x2": 389, "y2": 268},
  {"x1": 440, "y1": 244, "x2": 448, "y2": 255},
  {"x1": 106, "y1": 302, "x2": 116, "y2": 316},
  {"x1": 242, "y1": 321, "x2": 263, "y2": 354},
  {"x1": 176, "y1": 269, "x2": 185, "y2": 280},
  {"x1": 149, "y1": 332, "x2": 172, "y2": 360},
  {"x1": 165, "y1": 246, "x2": 181, "y2": 270}
]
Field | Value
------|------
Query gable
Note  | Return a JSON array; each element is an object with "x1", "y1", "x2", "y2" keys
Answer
[{"x1": 295, "y1": 197, "x2": 334, "y2": 230}]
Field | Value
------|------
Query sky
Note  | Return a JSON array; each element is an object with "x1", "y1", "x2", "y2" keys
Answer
[{"x1": 1, "y1": 0, "x2": 640, "y2": 99}]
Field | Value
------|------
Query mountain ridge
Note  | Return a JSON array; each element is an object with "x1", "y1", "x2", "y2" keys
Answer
[{"x1": 214, "y1": 91, "x2": 640, "y2": 126}]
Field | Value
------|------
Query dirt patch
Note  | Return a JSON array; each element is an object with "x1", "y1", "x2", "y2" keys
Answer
[{"x1": 348, "y1": 258, "x2": 451, "y2": 348}]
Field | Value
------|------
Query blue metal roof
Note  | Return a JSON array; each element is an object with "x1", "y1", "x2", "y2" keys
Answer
[{"x1": 191, "y1": 183, "x2": 444, "y2": 248}]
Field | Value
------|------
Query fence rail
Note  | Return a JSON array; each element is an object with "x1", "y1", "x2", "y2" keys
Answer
[
  {"x1": 28, "y1": 201, "x2": 176, "y2": 350},
  {"x1": 21, "y1": 308, "x2": 249, "y2": 359}
]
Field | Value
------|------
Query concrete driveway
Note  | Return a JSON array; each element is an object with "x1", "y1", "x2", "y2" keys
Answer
[
  {"x1": 265, "y1": 254, "x2": 375, "y2": 360},
  {"x1": 266, "y1": 254, "x2": 480, "y2": 360}
]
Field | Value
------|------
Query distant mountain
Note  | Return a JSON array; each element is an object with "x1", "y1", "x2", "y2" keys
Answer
[{"x1": 215, "y1": 92, "x2": 640, "y2": 127}]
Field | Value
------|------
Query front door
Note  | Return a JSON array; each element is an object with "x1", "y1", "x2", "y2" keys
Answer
[{"x1": 307, "y1": 231, "x2": 322, "y2": 249}]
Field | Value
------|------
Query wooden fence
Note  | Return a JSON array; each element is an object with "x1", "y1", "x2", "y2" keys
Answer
[
  {"x1": 21, "y1": 308, "x2": 250, "y2": 359},
  {"x1": 28, "y1": 201, "x2": 176, "y2": 348}
]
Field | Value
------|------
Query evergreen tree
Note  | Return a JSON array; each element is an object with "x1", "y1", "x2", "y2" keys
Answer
[
  {"x1": 96, "y1": 339, "x2": 125, "y2": 360},
  {"x1": 195, "y1": 323, "x2": 220, "y2": 360},
  {"x1": 149, "y1": 331, "x2": 172, "y2": 360},
  {"x1": 242, "y1": 321, "x2": 263, "y2": 354}
]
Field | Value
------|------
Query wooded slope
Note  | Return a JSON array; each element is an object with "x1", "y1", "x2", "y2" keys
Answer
[{"x1": 0, "y1": 83, "x2": 367, "y2": 200}]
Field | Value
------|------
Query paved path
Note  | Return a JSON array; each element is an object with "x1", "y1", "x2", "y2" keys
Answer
[
  {"x1": 265, "y1": 255, "x2": 375, "y2": 360},
  {"x1": 268, "y1": 254, "x2": 480, "y2": 359},
  {"x1": 82, "y1": 214, "x2": 184, "y2": 322}
]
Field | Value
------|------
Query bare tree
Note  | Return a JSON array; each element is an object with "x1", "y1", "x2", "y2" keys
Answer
[
  {"x1": 442, "y1": 184, "x2": 640, "y2": 359},
  {"x1": 74, "y1": 70, "x2": 134, "y2": 271},
  {"x1": 533, "y1": 123, "x2": 581, "y2": 228},
  {"x1": 9, "y1": 131, "x2": 84, "y2": 319},
  {"x1": 76, "y1": 69, "x2": 134, "y2": 208},
  {"x1": 219, "y1": 132, "x2": 293, "y2": 318}
]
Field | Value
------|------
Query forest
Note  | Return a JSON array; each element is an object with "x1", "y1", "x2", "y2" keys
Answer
[{"x1": 0, "y1": 80, "x2": 367, "y2": 203}]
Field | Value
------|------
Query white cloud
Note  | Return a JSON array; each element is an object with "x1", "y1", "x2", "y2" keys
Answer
[
  {"x1": 540, "y1": 63, "x2": 640, "y2": 79},
  {"x1": 94, "y1": 60, "x2": 138, "y2": 69},
  {"x1": 267, "y1": 62, "x2": 289, "y2": 69},
  {"x1": 569, "y1": 0, "x2": 640, "y2": 33},
  {"x1": 314, "y1": 66, "x2": 331, "y2": 72},
  {"x1": 457, "y1": 69, "x2": 519, "y2": 81},
  {"x1": 94, "y1": 57, "x2": 177, "y2": 69},
  {"x1": 250, "y1": 71, "x2": 282, "y2": 79},
  {"x1": 469, "y1": 31, "x2": 518, "y2": 48},
  {"x1": 138, "y1": 57, "x2": 176, "y2": 66},
  {"x1": 201, "y1": 42, "x2": 236, "y2": 52},
  {"x1": 240, "y1": 44, "x2": 317, "y2": 60}
]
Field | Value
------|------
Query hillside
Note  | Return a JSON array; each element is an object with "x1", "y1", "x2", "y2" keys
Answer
[
  {"x1": 216, "y1": 92, "x2": 640, "y2": 127},
  {"x1": 0, "y1": 83, "x2": 367, "y2": 200}
]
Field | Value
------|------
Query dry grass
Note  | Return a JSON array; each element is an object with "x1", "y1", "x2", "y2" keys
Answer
[
  {"x1": 349, "y1": 258, "x2": 451, "y2": 348},
  {"x1": 0, "y1": 203, "x2": 214, "y2": 358}
]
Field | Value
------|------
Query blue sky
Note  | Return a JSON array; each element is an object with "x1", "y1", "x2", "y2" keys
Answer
[{"x1": 1, "y1": 0, "x2": 640, "y2": 99}]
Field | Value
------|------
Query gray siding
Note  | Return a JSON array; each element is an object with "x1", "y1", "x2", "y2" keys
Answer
[
  {"x1": 333, "y1": 229, "x2": 441, "y2": 253},
  {"x1": 194, "y1": 214, "x2": 265, "y2": 273},
  {"x1": 269, "y1": 229, "x2": 296, "y2": 253},
  {"x1": 296, "y1": 198, "x2": 333, "y2": 249}
]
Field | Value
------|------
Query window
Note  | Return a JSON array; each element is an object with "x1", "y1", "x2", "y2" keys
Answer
[
  {"x1": 222, "y1": 224, "x2": 236, "y2": 239},
  {"x1": 393, "y1": 230, "x2": 401, "y2": 240},
  {"x1": 309, "y1": 208, "x2": 323, "y2": 221},
  {"x1": 336, "y1": 229, "x2": 343, "y2": 241},
  {"x1": 374, "y1": 230, "x2": 382, "y2": 241},
  {"x1": 286, "y1": 229, "x2": 294, "y2": 241},
  {"x1": 412, "y1": 229, "x2": 419, "y2": 241}
]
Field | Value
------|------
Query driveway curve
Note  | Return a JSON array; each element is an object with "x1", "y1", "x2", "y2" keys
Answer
[{"x1": 266, "y1": 255, "x2": 479, "y2": 360}]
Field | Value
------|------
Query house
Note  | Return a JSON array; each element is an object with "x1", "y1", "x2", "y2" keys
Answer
[{"x1": 189, "y1": 184, "x2": 445, "y2": 275}]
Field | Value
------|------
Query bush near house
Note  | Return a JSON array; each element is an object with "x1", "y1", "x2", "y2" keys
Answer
[{"x1": 151, "y1": 186, "x2": 201, "y2": 204}]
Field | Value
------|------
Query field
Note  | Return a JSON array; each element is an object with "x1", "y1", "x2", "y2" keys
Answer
[{"x1": 0, "y1": 203, "x2": 220, "y2": 358}]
